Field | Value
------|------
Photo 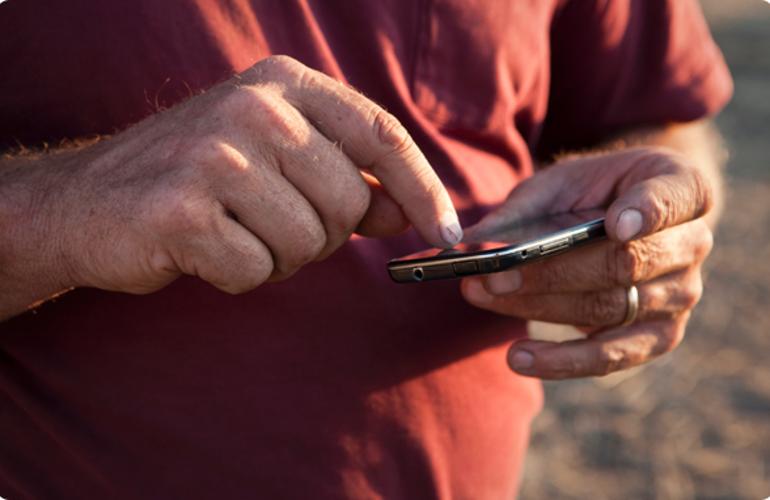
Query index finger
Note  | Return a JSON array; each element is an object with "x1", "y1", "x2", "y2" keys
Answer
[
  {"x1": 480, "y1": 219, "x2": 712, "y2": 295},
  {"x1": 606, "y1": 148, "x2": 714, "y2": 242},
  {"x1": 254, "y1": 56, "x2": 462, "y2": 247}
]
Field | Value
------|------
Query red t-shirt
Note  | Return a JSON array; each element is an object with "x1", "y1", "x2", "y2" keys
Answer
[{"x1": 0, "y1": 1, "x2": 731, "y2": 498}]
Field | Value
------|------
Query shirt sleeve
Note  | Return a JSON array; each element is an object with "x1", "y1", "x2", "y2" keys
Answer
[{"x1": 536, "y1": 0, "x2": 733, "y2": 158}]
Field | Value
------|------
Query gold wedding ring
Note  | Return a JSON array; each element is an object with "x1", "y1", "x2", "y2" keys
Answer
[{"x1": 621, "y1": 285, "x2": 639, "y2": 326}]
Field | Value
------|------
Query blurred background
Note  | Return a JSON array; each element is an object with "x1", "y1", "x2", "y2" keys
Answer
[{"x1": 519, "y1": 1, "x2": 770, "y2": 498}]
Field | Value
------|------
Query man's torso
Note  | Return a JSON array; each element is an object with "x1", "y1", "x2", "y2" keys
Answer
[{"x1": 1, "y1": 1, "x2": 559, "y2": 497}]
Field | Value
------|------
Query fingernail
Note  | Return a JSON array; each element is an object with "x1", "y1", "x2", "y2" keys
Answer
[
  {"x1": 487, "y1": 270, "x2": 522, "y2": 295},
  {"x1": 465, "y1": 279, "x2": 493, "y2": 304},
  {"x1": 617, "y1": 209, "x2": 643, "y2": 241},
  {"x1": 439, "y1": 212, "x2": 463, "y2": 246},
  {"x1": 509, "y1": 350, "x2": 534, "y2": 370}
]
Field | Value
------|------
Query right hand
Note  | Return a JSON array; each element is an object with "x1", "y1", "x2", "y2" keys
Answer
[{"x1": 26, "y1": 56, "x2": 462, "y2": 295}]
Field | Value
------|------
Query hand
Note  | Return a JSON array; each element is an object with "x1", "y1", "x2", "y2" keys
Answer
[
  {"x1": 460, "y1": 148, "x2": 715, "y2": 379},
  {"x1": 8, "y1": 55, "x2": 461, "y2": 297}
]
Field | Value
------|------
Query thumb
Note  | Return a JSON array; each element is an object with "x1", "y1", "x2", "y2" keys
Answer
[{"x1": 605, "y1": 149, "x2": 713, "y2": 242}]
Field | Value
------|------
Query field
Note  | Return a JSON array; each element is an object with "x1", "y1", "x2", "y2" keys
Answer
[{"x1": 519, "y1": 2, "x2": 770, "y2": 499}]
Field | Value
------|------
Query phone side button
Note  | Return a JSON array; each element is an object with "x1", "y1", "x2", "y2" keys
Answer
[
  {"x1": 539, "y1": 237, "x2": 571, "y2": 256},
  {"x1": 477, "y1": 259, "x2": 499, "y2": 273},
  {"x1": 573, "y1": 230, "x2": 589, "y2": 242},
  {"x1": 452, "y1": 261, "x2": 479, "y2": 276}
]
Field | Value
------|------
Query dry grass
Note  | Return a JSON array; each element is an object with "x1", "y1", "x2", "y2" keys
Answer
[{"x1": 519, "y1": 2, "x2": 770, "y2": 499}]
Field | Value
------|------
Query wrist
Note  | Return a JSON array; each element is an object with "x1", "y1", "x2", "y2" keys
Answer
[{"x1": 0, "y1": 154, "x2": 81, "y2": 298}]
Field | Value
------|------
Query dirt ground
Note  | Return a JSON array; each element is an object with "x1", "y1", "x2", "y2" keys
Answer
[{"x1": 519, "y1": 2, "x2": 770, "y2": 499}]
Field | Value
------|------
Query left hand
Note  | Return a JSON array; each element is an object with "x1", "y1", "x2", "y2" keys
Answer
[{"x1": 460, "y1": 147, "x2": 715, "y2": 379}]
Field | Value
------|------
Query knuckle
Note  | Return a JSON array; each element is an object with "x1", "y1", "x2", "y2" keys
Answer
[
  {"x1": 251, "y1": 256, "x2": 275, "y2": 286},
  {"x1": 655, "y1": 320, "x2": 686, "y2": 355},
  {"x1": 309, "y1": 152, "x2": 371, "y2": 238},
  {"x1": 369, "y1": 107, "x2": 414, "y2": 156},
  {"x1": 217, "y1": 84, "x2": 278, "y2": 119},
  {"x1": 224, "y1": 250, "x2": 274, "y2": 294},
  {"x1": 634, "y1": 152, "x2": 711, "y2": 229},
  {"x1": 223, "y1": 85, "x2": 269, "y2": 115},
  {"x1": 694, "y1": 221, "x2": 714, "y2": 261},
  {"x1": 682, "y1": 274, "x2": 704, "y2": 310},
  {"x1": 219, "y1": 267, "x2": 272, "y2": 295},
  {"x1": 198, "y1": 139, "x2": 250, "y2": 177},
  {"x1": 615, "y1": 241, "x2": 649, "y2": 284},
  {"x1": 295, "y1": 65, "x2": 326, "y2": 91},
  {"x1": 641, "y1": 190, "x2": 674, "y2": 232},
  {"x1": 217, "y1": 143, "x2": 250, "y2": 174},
  {"x1": 187, "y1": 135, "x2": 228, "y2": 165},
  {"x1": 336, "y1": 182, "x2": 371, "y2": 233},
  {"x1": 182, "y1": 136, "x2": 251, "y2": 184},
  {"x1": 351, "y1": 183, "x2": 372, "y2": 219},
  {"x1": 229, "y1": 87, "x2": 309, "y2": 146},
  {"x1": 596, "y1": 346, "x2": 625, "y2": 376},
  {"x1": 219, "y1": 280, "x2": 253, "y2": 295},
  {"x1": 278, "y1": 223, "x2": 327, "y2": 273},
  {"x1": 257, "y1": 54, "x2": 303, "y2": 78},
  {"x1": 690, "y1": 168, "x2": 715, "y2": 217},
  {"x1": 303, "y1": 228, "x2": 328, "y2": 260},
  {"x1": 644, "y1": 284, "x2": 668, "y2": 317}
]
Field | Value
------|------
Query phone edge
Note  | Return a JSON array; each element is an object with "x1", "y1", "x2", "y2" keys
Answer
[{"x1": 387, "y1": 218, "x2": 607, "y2": 284}]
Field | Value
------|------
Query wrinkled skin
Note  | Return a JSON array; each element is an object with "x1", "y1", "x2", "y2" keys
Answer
[
  {"x1": 0, "y1": 55, "x2": 461, "y2": 314},
  {"x1": 461, "y1": 148, "x2": 715, "y2": 379}
]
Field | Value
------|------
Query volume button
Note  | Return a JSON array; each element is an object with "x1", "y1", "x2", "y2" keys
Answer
[{"x1": 539, "y1": 237, "x2": 571, "y2": 255}]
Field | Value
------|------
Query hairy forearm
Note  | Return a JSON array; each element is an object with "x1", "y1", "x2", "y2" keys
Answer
[{"x1": 606, "y1": 120, "x2": 727, "y2": 228}]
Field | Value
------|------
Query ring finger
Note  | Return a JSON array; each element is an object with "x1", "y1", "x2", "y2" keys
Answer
[{"x1": 462, "y1": 268, "x2": 703, "y2": 328}]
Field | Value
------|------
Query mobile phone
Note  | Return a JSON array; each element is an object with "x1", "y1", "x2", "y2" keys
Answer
[{"x1": 387, "y1": 210, "x2": 606, "y2": 283}]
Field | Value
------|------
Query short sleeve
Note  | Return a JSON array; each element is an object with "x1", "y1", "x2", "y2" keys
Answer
[{"x1": 536, "y1": 0, "x2": 733, "y2": 158}]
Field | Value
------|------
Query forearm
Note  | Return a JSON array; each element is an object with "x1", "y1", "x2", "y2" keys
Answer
[
  {"x1": 0, "y1": 148, "x2": 84, "y2": 321},
  {"x1": 605, "y1": 120, "x2": 727, "y2": 228}
]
